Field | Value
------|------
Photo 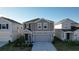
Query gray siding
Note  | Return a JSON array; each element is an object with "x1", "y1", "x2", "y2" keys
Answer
[
  {"x1": 49, "y1": 22, "x2": 54, "y2": 31},
  {"x1": 24, "y1": 19, "x2": 54, "y2": 31},
  {"x1": 55, "y1": 29, "x2": 63, "y2": 39}
]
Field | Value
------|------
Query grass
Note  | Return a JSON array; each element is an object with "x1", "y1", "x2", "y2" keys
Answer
[{"x1": 53, "y1": 37, "x2": 79, "y2": 51}]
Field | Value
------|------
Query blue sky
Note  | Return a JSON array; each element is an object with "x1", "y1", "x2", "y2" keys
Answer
[{"x1": 0, "y1": 7, "x2": 79, "y2": 23}]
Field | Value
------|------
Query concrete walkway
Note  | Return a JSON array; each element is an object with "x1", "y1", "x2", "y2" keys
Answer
[{"x1": 32, "y1": 42, "x2": 56, "y2": 51}]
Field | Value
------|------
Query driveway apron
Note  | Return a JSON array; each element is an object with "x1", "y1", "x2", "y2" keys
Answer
[{"x1": 32, "y1": 42, "x2": 56, "y2": 51}]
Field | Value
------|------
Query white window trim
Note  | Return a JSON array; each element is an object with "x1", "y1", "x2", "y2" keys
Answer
[
  {"x1": 0, "y1": 24, "x2": 8, "y2": 29},
  {"x1": 37, "y1": 23, "x2": 42, "y2": 30},
  {"x1": 43, "y1": 23, "x2": 48, "y2": 30},
  {"x1": 26, "y1": 25, "x2": 29, "y2": 28}
]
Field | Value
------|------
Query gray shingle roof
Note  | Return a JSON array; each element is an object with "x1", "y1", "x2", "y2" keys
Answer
[
  {"x1": 55, "y1": 18, "x2": 78, "y2": 25},
  {"x1": 0, "y1": 17, "x2": 22, "y2": 25},
  {"x1": 24, "y1": 18, "x2": 40, "y2": 23},
  {"x1": 24, "y1": 18, "x2": 54, "y2": 23}
]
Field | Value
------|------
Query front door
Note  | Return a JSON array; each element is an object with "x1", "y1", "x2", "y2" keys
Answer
[
  {"x1": 25, "y1": 34, "x2": 28, "y2": 40},
  {"x1": 66, "y1": 33, "x2": 70, "y2": 39}
]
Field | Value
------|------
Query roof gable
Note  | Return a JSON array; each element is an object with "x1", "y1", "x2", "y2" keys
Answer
[
  {"x1": 55, "y1": 18, "x2": 78, "y2": 25},
  {"x1": 0, "y1": 17, "x2": 22, "y2": 25},
  {"x1": 24, "y1": 18, "x2": 54, "y2": 24},
  {"x1": 24, "y1": 18, "x2": 40, "y2": 23}
]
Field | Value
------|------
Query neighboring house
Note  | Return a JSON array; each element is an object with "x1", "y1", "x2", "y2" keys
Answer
[
  {"x1": 54, "y1": 18, "x2": 79, "y2": 41},
  {"x1": 0, "y1": 17, "x2": 23, "y2": 42},
  {"x1": 23, "y1": 18, "x2": 54, "y2": 42}
]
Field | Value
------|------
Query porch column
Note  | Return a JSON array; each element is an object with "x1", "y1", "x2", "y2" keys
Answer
[{"x1": 63, "y1": 32, "x2": 65, "y2": 40}]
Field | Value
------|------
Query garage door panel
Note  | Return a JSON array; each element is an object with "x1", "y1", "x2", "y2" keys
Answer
[
  {"x1": 33, "y1": 35, "x2": 51, "y2": 42},
  {"x1": 0, "y1": 38, "x2": 11, "y2": 42},
  {"x1": 0, "y1": 37, "x2": 11, "y2": 41},
  {"x1": 32, "y1": 31, "x2": 53, "y2": 42},
  {"x1": 0, "y1": 32, "x2": 12, "y2": 42}
]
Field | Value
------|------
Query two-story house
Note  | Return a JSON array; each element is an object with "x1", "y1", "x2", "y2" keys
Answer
[
  {"x1": 0, "y1": 17, "x2": 23, "y2": 42},
  {"x1": 23, "y1": 18, "x2": 54, "y2": 42},
  {"x1": 54, "y1": 18, "x2": 79, "y2": 41}
]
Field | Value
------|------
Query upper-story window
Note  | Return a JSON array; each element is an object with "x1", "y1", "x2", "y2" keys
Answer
[
  {"x1": 43, "y1": 23, "x2": 48, "y2": 30},
  {"x1": 6, "y1": 24, "x2": 8, "y2": 29},
  {"x1": 2, "y1": 24, "x2": 6, "y2": 29},
  {"x1": 24, "y1": 24, "x2": 26, "y2": 29},
  {"x1": 21, "y1": 27, "x2": 22, "y2": 29},
  {"x1": 0, "y1": 24, "x2": 1, "y2": 29},
  {"x1": 26, "y1": 24, "x2": 31, "y2": 30},
  {"x1": 37, "y1": 23, "x2": 42, "y2": 30},
  {"x1": 0, "y1": 24, "x2": 8, "y2": 29},
  {"x1": 26, "y1": 25, "x2": 29, "y2": 28},
  {"x1": 28, "y1": 24, "x2": 31, "y2": 30},
  {"x1": 63, "y1": 23, "x2": 71, "y2": 29}
]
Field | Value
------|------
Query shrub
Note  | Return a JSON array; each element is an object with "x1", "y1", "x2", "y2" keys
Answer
[
  {"x1": 13, "y1": 36, "x2": 26, "y2": 47},
  {"x1": 28, "y1": 43, "x2": 33, "y2": 47},
  {"x1": 26, "y1": 42, "x2": 33, "y2": 47},
  {"x1": 8, "y1": 40, "x2": 11, "y2": 44}
]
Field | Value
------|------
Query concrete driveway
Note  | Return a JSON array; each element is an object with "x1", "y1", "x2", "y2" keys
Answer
[{"x1": 32, "y1": 42, "x2": 56, "y2": 51}]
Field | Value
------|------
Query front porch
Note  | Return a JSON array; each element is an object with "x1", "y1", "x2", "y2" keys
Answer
[
  {"x1": 23, "y1": 29, "x2": 32, "y2": 43},
  {"x1": 63, "y1": 31, "x2": 74, "y2": 40}
]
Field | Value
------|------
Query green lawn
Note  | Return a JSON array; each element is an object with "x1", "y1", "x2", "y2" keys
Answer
[
  {"x1": 0, "y1": 42, "x2": 32, "y2": 51},
  {"x1": 53, "y1": 37, "x2": 79, "y2": 51}
]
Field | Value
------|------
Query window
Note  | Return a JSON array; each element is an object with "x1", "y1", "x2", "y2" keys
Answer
[
  {"x1": 2, "y1": 24, "x2": 6, "y2": 29},
  {"x1": 26, "y1": 25, "x2": 29, "y2": 28},
  {"x1": 24, "y1": 24, "x2": 26, "y2": 28},
  {"x1": 37, "y1": 23, "x2": 42, "y2": 30},
  {"x1": 43, "y1": 23, "x2": 48, "y2": 30},
  {"x1": 6, "y1": 24, "x2": 8, "y2": 29},
  {"x1": 44, "y1": 26, "x2": 47, "y2": 28},
  {"x1": 0, "y1": 24, "x2": 9, "y2": 29},
  {"x1": 0, "y1": 24, "x2": 1, "y2": 29},
  {"x1": 63, "y1": 23, "x2": 71, "y2": 29},
  {"x1": 21, "y1": 27, "x2": 22, "y2": 29},
  {"x1": 17, "y1": 27, "x2": 19, "y2": 29},
  {"x1": 38, "y1": 26, "x2": 41, "y2": 28},
  {"x1": 28, "y1": 24, "x2": 31, "y2": 30}
]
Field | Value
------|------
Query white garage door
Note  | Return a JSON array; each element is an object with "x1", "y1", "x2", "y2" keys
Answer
[
  {"x1": 0, "y1": 32, "x2": 11, "y2": 42},
  {"x1": 0, "y1": 37, "x2": 11, "y2": 42},
  {"x1": 33, "y1": 35, "x2": 51, "y2": 42},
  {"x1": 32, "y1": 31, "x2": 53, "y2": 42}
]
